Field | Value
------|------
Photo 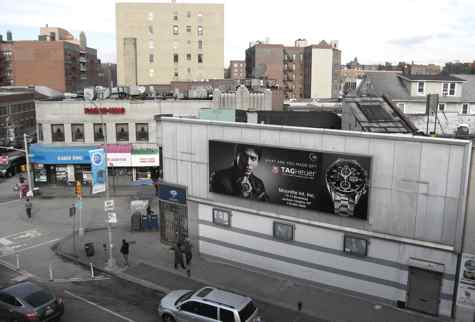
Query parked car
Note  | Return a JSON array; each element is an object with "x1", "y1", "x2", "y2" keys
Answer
[
  {"x1": 158, "y1": 286, "x2": 260, "y2": 322},
  {"x1": 0, "y1": 281, "x2": 64, "y2": 321}
]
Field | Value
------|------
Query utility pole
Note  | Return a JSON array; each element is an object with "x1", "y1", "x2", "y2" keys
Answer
[
  {"x1": 23, "y1": 133, "x2": 33, "y2": 197},
  {"x1": 100, "y1": 106, "x2": 117, "y2": 271}
]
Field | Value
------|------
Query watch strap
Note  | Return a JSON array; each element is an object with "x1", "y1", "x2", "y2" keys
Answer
[{"x1": 333, "y1": 194, "x2": 355, "y2": 217}]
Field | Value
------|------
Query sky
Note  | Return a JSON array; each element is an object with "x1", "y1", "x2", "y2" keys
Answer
[{"x1": 1, "y1": 0, "x2": 474, "y2": 66}]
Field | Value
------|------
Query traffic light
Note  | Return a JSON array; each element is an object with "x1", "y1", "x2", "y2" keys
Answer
[{"x1": 69, "y1": 206, "x2": 76, "y2": 217}]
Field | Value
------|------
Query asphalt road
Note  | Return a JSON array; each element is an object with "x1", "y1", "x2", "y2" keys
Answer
[{"x1": 0, "y1": 176, "x2": 321, "y2": 322}]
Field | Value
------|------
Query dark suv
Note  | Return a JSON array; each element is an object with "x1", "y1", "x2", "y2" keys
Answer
[{"x1": 0, "y1": 281, "x2": 64, "y2": 321}]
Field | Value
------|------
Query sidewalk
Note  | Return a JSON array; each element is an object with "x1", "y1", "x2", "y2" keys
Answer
[
  {"x1": 54, "y1": 225, "x2": 452, "y2": 322},
  {"x1": 38, "y1": 183, "x2": 156, "y2": 199}
]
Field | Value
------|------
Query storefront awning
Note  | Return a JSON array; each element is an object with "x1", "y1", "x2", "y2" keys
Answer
[{"x1": 30, "y1": 144, "x2": 97, "y2": 165}]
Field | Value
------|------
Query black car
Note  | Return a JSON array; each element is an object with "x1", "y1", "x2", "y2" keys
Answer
[{"x1": 0, "y1": 281, "x2": 64, "y2": 321}]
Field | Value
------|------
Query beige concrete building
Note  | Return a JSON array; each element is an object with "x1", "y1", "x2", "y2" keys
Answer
[
  {"x1": 116, "y1": 1, "x2": 224, "y2": 86},
  {"x1": 304, "y1": 41, "x2": 341, "y2": 99}
]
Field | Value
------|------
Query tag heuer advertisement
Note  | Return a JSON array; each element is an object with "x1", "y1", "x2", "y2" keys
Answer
[{"x1": 209, "y1": 141, "x2": 372, "y2": 220}]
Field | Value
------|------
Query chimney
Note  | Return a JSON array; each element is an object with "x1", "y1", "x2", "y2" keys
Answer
[{"x1": 6, "y1": 30, "x2": 12, "y2": 41}]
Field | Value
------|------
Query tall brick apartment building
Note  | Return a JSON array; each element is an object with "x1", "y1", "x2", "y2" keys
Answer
[
  {"x1": 246, "y1": 39, "x2": 341, "y2": 100},
  {"x1": 0, "y1": 27, "x2": 99, "y2": 93}
]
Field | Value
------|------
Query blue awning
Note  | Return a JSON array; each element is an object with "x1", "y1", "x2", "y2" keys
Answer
[{"x1": 30, "y1": 144, "x2": 98, "y2": 165}]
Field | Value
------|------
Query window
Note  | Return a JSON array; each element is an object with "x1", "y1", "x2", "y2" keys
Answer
[
  {"x1": 0, "y1": 293, "x2": 21, "y2": 306},
  {"x1": 51, "y1": 124, "x2": 65, "y2": 142},
  {"x1": 343, "y1": 235, "x2": 368, "y2": 257},
  {"x1": 198, "y1": 54, "x2": 203, "y2": 64},
  {"x1": 197, "y1": 25, "x2": 203, "y2": 36},
  {"x1": 186, "y1": 53, "x2": 191, "y2": 61},
  {"x1": 450, "y1": 82, "x2": 456, "y2": 96},
  {"x1": 238, "y1": 302, "x2": 257, "y2": 322},
  {"x1": 273, "y1": 222, "x2": 294, "y2": 241},
  {"x1": 135, "y1": 123, "x2": 149, "y2": 141},
  {"x1": 187, "y1": 40, "x2": 191, "y2": 45},
  {"x1": 186, "y1": 25, "x2": 192, "y2": 33},
  {"x1": 198, "y1": 40, "x2": 203, "y2": 49},
  {"x1": 71, "y1": 124, "x2": 84, "y2": 142},
  {"x1": 213, "y1": 208, "x2": 231, "y2": 227},
  {"x1": 116, "y1": 123, "x2": 129, "y2": 141},
  {"x1": 187, "y1": 11, "x2": 191, "y2": 18},
  {"x1": 38, "y1": 123, "x2": 43, "y2": 141},
  {"x1": 173, "y1": 25, "x2": 179, "y2": 35},
  {"x1": 442, "y1": 82, "x2": 449, "y2": 96},
  {"x1": 220, "y1": 308, "x2": 235, "y2": 322},
  {"x1": 180, "y1": 301, "x2": 217, "y2": 318},
  {"x1": 462, "y1": 103, "x2": 469, "y2": 114},
  {"x1": 187, "y1": 68, "x2": 191, "y2": 74},
  {"x1": 438, "y1": 103, "x2": 445, "y2": 112},
  {"x1": 149, "y1": 68, "x2": 155, "y2": 77},
  {"x1": 197, "y1": 12, "x2": 203, "y2": 21},
  {"x1": 93, "y1": 123, "x2": 105, "y2": 142},
  {"x1": 149, "y1": 54, "x2": 154, "y2": 63},
  {"x1": 173, "y1": 11, "x2": 178, "y2": 20},
  {"x1": 148, "y1": 25, "x2": 154, "y2": 35},
  {"x1": 174, "y1": 71, "x2": 179, "y2": 77},
  {"x1": 148, "y1": 41, "x2": 154, "y2": 49},
  {"x1": 174, "y1": 54, "x2": 179, "y2": 64},
  {"x1": 148, "y1": 12, "x2": 154, "y2": 21},
  {"x1": 417, "y1": 82, "x2": 424, "y2": 94}
]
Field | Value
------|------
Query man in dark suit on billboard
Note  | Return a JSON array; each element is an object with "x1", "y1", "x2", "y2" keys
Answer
[{"x1": 210, "y1": 144, "x2": 269, "y2": 201}]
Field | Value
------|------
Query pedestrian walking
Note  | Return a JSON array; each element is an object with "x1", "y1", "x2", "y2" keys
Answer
[
  {"x1": 183, "y1": 238, "x2": 193, "y2": 266},
  {"x1": 171, "y1": 242, "x2": 185, "y2": 269},
  {"x1": 25, "y1": 198, "x2": 32, "y2": 219},
  {"x1": 120, "y1": 239, "x2": 130, "y2": 266}
]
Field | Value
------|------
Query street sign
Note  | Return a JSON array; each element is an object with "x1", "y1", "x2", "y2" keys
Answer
[
  {"x1": 107, "y1": 212, "x2": 117, "y2": 224},
  {"x1": 104, "y1": 200, "x2": 115, "y2": 212},
  {"x1": 75, "y1": 200, "x2": 83, "y2": 209}
]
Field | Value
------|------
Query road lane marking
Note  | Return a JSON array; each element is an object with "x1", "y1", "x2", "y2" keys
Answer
[
  {"x1": 64, "y1": 290, "x2": 136, "y2": 322},
  {"x1": 0, "y1": 238, "x2": 60, "y2": 258},
  {"x1": 1, "y1": 229, "x2": 39, "y2": 240}
]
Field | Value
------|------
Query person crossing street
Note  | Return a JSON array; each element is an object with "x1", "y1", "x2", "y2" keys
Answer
[{"x1": 25, "y1": 198, "x2": 32, "y2": 219}]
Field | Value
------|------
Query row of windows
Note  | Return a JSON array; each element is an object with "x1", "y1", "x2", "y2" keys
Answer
[
  {"x1": 417, "y1": 81, "x2": 457, "y2": 96},
  {"x1": 211, "y1": 208, "x2": 369, "y2": 257},
  {"x1": 147, "y1": 11, "x2": 204, "y2": 22},
  {"x1": 171, "y1": 53, "x2": 203, "y2": 64},
  {"x1": 41, "y1": 123, "x2": 150, "y2": 143},
  {"x1": 172, "y1": 25, "x2": 203, "y2": 36},
  {"x1": 148, "y1": 39, "x2": 203, "y2": 50}
]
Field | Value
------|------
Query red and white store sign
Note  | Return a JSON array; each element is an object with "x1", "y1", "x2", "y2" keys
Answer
[
  {"x1": 107, "y1": 153, "x2": 131, "y2": 167},
  {"x1": 132, "y1": 154, "x2": 160, "y2": 167},
  {"x1": 84, "y1": 107, "x2": 125, "y2": 114}
]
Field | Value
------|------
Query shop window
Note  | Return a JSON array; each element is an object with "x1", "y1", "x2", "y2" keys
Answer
[
  {"x1": 135, "y1": 123, "x2": 149, "y2": 141},
  {"x1": 71, "y1": 124, "x2": 84, "y2": 142},
  {"x1": 343, "y1": 235, "x2": 368, "y2": 257},
  {"x1": 94, "y1": 123, "x2": 105, "y2": 142},
  {"x1": 116, "y1": 123, "x2": 129, "y2": 141},
  {"x1": 273, "y1": 222, "x2": 294, "y2": 242},
  {"x1": 212, "y1": 208, "x2": 231, "y2": 227},
  {"x1": 51, "y1": 124, "x2": 65, "y2": 142},
  {"x1": 38, "y1": 123, "x2": 43, "y2": 141}
]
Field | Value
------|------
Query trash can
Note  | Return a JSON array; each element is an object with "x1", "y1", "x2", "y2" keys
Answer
[
  {"x1": 84, "y1": 242, "x2": 95, "y2": 257},
  {"x1": 131, "y1": 212, "x2": 142, "y2": 231},
  {"x1": 150, "y1": 214, "x2": 159, "y2": 230}
]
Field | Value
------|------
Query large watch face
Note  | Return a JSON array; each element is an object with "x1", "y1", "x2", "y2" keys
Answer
[{"x1": 325, "y1": 159, "x2": 368, "y2": 194}]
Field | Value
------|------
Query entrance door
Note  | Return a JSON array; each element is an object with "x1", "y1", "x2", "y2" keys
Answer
[
  {"x1": 159, "y1": 201, "x2": 188, "y2": 244},
  {"x1": 406, "y1": 267, "x2": 442, "y2": 316}
]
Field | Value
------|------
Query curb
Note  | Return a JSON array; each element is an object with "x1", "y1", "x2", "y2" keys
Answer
[{"x1": 53, "y1": 233, "x2": 323, "y2": 321}]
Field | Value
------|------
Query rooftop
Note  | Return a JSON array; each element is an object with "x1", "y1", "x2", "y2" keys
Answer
[{"x1": 398, "y1": 74, "x2": 466, "y2": 82}]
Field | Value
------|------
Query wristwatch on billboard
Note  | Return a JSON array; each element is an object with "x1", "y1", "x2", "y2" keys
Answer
[{"x1": 325, "y1": 158, "x2": 368, "y2": 217}]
